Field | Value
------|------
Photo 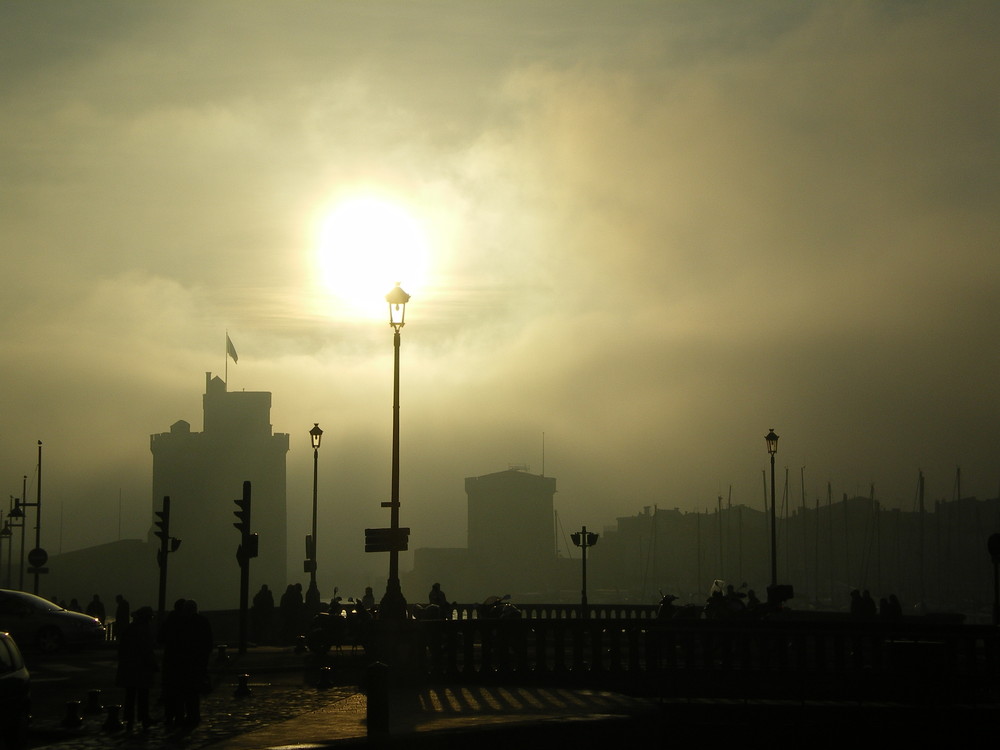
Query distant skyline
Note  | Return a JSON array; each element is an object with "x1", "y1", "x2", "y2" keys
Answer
[{"x1": 2, "y1": 2, "x2": 999, "y2": 595}]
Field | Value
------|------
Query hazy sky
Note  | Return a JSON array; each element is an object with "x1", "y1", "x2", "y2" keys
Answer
[{"x1": 2, "y1": 2, "x2": 998, "y2": 591}]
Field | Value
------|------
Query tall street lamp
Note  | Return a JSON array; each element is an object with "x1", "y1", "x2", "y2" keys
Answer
[
  {"x1": 765, "y1": 428, "x2": 779, "y2": 588},
  {"x1": 570, "y1": 526, "x2": 599, "y2": 618},
  {"x1": 379, "y1": 282, "x2": 411, "y2": 620},
  {"x1": 306, "y1": 423, "x2": 323, "y2": 609}
]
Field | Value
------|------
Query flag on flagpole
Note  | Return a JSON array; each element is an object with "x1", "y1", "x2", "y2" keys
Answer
[{"x1": 226, "y1": 334, "x2": 239, "y2": 363}]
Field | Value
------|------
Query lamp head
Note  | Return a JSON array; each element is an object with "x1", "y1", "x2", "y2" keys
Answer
[
  {"x1": 309, "y1": 423, "x2": 323, "y2": 450},
  {"x1": 386, "y1": 282, "x2": 410, "y2": 330},
  {"x1": 765, "y1": 428, "x2": 779, "y2": 455}
]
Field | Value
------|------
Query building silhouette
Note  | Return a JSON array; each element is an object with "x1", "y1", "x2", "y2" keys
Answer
[
  {"x1": 590, "y1": 492, "x2": 1000, "y2": 616},
  {"x1": 149, "y1": 373, "x2": 289, "y2": 609},
  {"x1": 406, "y1": 466, "x2": 571, "y2": 601}
]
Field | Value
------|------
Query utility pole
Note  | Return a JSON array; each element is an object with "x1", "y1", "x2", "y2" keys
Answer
[{"x1": 233, "y1": 481, "x2": 257, "y2": 654}]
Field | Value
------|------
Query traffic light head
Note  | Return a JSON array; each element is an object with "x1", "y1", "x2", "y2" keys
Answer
[
  {"x1": 233, "y1": 496, "x2": 251, "y2": 534},
  {"x1": 154, "y1": 509, "x2": 170, "y2": 541}
]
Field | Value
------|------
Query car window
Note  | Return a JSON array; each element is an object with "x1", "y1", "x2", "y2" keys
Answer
[{"x1": 0, "y1": 596, "x2": 30, "y2": 616}]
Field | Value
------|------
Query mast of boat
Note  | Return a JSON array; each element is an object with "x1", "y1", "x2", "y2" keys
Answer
[
  {"x1": 800, "y1": 466, "x2": 807, "y2": 599},
  {"x1": 918, "y1": 469, "x2": 925, "y2": 613},
  {"x1": 762, "y1": 469, "x2": 769, "y2": 585},
  {"x1": 872, "y1": 483, "x2": 880, "y2": 594},
  {"x1": 717, "y1": 494, "x2": 724, "y2": 581},
  {"x1": 696, "y1": 509, "x2": 702, "y2": 598},
  {"x1": 827, "y1": 481, "x2": 833, "y2": 604},
  {"x1": 843, "y1": 492, "x2": 851, "y2": 591},
  {"x1": 783, "y1": 468, "x2": 790, "y2": 580}
]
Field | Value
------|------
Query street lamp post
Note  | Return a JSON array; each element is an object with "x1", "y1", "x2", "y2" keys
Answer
[
  {"x1": 765, "y1": 428, "x2": 779, "y2": 588},
  {"x1": 379, "y1": 282, "x2": 410, "y2": 620},
  {"x1": 570, "y1": 526, "x2": 599, "y2": 618},
  {"x1": 306, "y1": 423, "x2": 323, "y2": 609}
]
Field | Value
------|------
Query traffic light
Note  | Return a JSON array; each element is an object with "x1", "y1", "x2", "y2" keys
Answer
[
  {"x1": 154, "y1": 496, "x2": 171, "y2": 542},
  {"x1": 233, "y1": 490, "x2": 251, "y2": 535}
]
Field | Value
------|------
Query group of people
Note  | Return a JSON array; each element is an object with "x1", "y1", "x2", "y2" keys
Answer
[
  {"x1": 57, "y1": 593, "x2": 132, "y2": 638},
  {"x1": 850, "y1": 589, "x2": 903, "y2": 619},
  {"x1": 114, "y1": 598, "x2": 213, "y2": 732}
]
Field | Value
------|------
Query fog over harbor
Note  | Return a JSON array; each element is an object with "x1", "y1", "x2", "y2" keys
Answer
[{"x1": 2, "y1": 2, "x2": 999, "y2": 598}]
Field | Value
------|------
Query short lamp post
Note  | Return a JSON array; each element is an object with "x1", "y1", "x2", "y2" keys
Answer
[
  {"x1": 765, "y1": 428, "x2": 779, "y2": 588},
  {"x1": 570, "y1": 526, "x2": 599, "y2": 618},
  {"x1": 306, "y1": 423, "x2": 323, "y2": 609},
  {"x1": 0, "y1": 513, "x2": 9, "y2": 589},
  {"x1": 8, "y1": 496, "x2": 26, "y2": 591},
  {"x1": 379, "y1": 282, "x2": 411, "y2": 620}
]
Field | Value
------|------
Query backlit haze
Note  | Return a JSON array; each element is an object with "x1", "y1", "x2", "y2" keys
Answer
[{"x1": 2, "y1": 2, "x2": 999, "y2": 596}]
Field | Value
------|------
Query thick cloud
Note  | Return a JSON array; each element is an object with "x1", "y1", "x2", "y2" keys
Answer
[{"x1": 1, "y1": 2, "x2": 998, "y2": 594}]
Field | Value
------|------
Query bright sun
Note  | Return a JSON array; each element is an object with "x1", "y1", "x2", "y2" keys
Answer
[{"x1": 316, "y1": 195, "x2": 430, "y2": 319}]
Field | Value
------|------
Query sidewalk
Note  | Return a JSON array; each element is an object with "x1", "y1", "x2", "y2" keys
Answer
[
  {"x1": 28, "y1": 646, "x2": 657, "y2": 749},
  {"x1": 211, "y1": 684, "x2": 657, "y2": 748}
]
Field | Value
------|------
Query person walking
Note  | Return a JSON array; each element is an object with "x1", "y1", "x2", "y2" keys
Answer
[
  {"x1": 177, "y1": 599, "x2": 213, "y2": 725},
  {"x1": 251, "y1": 584, "x2": 274, "y2": 645},
  {"x1": 116, "y1": 606, "x2": 157, "y2": 731},
  {"x1": 159, "y1": 598, "x2": 187, "y2": 727},
  {"x1": 113, "y1": 594, "x2": 130, "y2": 640}
]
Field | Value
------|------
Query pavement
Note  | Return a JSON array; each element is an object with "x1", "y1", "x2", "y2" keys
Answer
[
  {"x1": 28, "y1": 644, "x2": 994, "y2": 748},
  {"x1": 27, "y1": 646, "x2": 660, "y2": 749}
]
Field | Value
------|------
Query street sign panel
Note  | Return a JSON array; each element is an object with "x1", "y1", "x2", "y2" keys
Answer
[
  {"x1": 364, "y1": 527, "x2": 410, "y2": 553},
  {"x1": 27, "y1": 547, "x2": 48, "y2": 568}
]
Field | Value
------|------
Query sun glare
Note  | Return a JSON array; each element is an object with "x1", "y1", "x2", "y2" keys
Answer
[{"x1": 316, "y1": 195, "x2": 430, "y2": 319}]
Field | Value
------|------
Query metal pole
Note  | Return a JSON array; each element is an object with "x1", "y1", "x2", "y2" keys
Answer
[
  {"x1": 157, "y1": 497, "x2": 170, "y2": 621},
  {"x1": 5, "y1": 498, "x2": 14, "y2": 589},
  {"x1": 310, "y1": 444, "x2": 319, "y2": 594},
  {"x1": 18, "y1": 485, "x2": 26, "y2": 592},
  {"x1": 581, "y1": 527, "x2": 589, "y2": 618},
  {"x1": 380, "y1": 327, "x2": 407, "y2": 618},
  {"x1": 770, "y1": 452, "x2": 777, "y2": 587},
  {"x1": 238, "y1": 481, "x2": 251, "y2": 654},
  {"x1": 34, "y1": 441, "x2": 42, "y2": 594}
]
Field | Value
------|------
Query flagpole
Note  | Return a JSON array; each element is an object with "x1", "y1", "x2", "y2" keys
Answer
[{"x1": 225, "y1": 331, "x2": 229, "y2": 385}]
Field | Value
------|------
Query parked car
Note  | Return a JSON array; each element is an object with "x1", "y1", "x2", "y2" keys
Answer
[
  {"x1": 0, "y1": 590, "x2": 105, "y2": 652},
  {"x1": 0, "y1": 631, "x2": 30, "y2": 749}
]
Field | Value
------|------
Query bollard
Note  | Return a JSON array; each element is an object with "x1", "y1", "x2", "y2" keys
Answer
[
  {"x1": 85, "y1": 689, "x2": 103, "y2": 714},
  {"x1": 103, "y1": 704, "x2": 124, "y2": 732},
  {"x1": 366, "y1": 661, "x2": 390, "y2": 737},
  {"x1": 61, "y1": 700, "x2": 83, "y2": 728},
  {"x1": 234, "y1": 673, "x2": 253, "y2": 698},
  {"x1": 216, "y1": 643, "x2": 230, "y2": 664},
  {"x1": 316, "y1": 665, "x2": 333, "y2": 690}
]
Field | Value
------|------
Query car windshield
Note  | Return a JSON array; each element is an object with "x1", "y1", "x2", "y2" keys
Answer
[{"x1": 0, "y1": 591, "x2": 63, "y2": 613}]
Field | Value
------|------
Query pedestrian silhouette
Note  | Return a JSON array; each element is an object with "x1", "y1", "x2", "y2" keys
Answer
[
  {"x1": 159, "y1": 598, "x2": 187, "y2": 727},
  {"x1": 86, "y1": 594, "x2": 106, "y2": 624},
  {"x1": 361, "y1": 586, "x2": 376, "y2": 613},
  {"x1": 114, "y1": 594, "x2": 130, "y2": 639},
  {"x1": 116, "y1": 606, "x2": 157, "y2": 731},
  {"x1": 252, "y1": 584, "x2": 275, "y2": 645},
  {"x1": 177, "y1": 599, "x2": 213, "y2": 725}
]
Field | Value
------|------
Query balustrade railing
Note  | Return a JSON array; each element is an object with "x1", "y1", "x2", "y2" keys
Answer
[
  {"x1": 407, "y1": 617, "x2": 1000, "y2": 704},
  {"x1": 444, "y1": 602, "x2": 659, "y2": 621}
]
